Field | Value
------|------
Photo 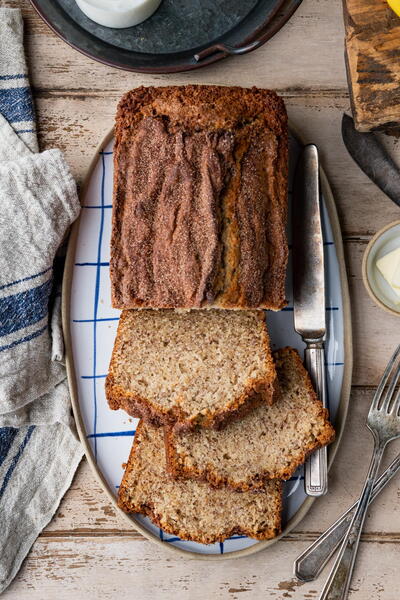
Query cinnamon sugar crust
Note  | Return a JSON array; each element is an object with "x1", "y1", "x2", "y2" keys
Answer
[{"x1": 111, "y1": 85, "x2": 288, "y2": 310}]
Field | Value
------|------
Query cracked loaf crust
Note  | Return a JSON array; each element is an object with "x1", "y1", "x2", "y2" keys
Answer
[
  {"x1": 105, "y1": 309, "x2": 278, "y2": 430},
  {"x1": 111, "y1": 85, "x2": 288, "y2": 310},
  {"x1": 165, "y1": 347, "x2": 335, "y2": 491},
  {"x1": 117, "y1": 421, "x2": 282, "y2": 544}
]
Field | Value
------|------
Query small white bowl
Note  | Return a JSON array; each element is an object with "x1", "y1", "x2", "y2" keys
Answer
[
  {"x1": 362, "y1": 220, "x2": 400, "y2": 317},
  {"x1": 75, "y1": 0, "x2": 162, "y2": 29}
]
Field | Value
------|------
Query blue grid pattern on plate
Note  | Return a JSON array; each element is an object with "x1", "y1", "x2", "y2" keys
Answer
[
  {"x1": 91, "y1": 152, "x2": 106, "y2": 458},
  {"x1": 70, "y1": 135, "x2": 345, "y2": 556}
]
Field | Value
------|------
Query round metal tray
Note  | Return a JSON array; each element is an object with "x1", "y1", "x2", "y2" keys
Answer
[{"x1": 30, "y1": 0, "x2": 303, "y2": 73}]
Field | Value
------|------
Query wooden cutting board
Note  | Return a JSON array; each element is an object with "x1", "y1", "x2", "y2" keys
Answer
[{"x1": 343, "y1": 0, "x2": 400, "y2": 131}]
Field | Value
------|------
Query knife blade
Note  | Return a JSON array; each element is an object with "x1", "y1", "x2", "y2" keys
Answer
[
  {"x1": 293, "y1": 144, "x2": 328, "y2": 497},
  {"x1": 342, "y1": 113, "x2": 400, "y2": 208}
]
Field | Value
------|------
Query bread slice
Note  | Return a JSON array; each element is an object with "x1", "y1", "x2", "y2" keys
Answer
[
  {"x1": 111, "y1": 85, "x2": 288, "y2": 311},
  {"x1": 106, "y1": 309, "x2": 278, "y2": 431},
  {"x1": 166, "y1": 347, "x2": 335, "y2": 491},
  {"x1": 117, "y1": 421, "x2": 282, "y2": 544}
]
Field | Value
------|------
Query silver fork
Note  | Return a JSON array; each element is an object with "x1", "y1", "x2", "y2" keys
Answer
[
  {"x1": 318, "y1": 343, "x2": 400, "y2": 600},
  {"x1": 294, "y1": 452, "x2": 400, "y2": 581}
]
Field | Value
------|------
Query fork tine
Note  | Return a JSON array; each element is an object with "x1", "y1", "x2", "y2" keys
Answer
[
  {"x1": 381, "y1": 361, "x2": 400, "y2": 412},
  {"x1": 392, "y1": 387, "x2": 400, "y2": 416},
  {"x1": 370, "y1": 344, "x2": 400, "y2": 411}
]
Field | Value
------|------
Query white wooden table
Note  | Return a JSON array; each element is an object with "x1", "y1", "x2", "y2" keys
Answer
[{"x1": 3, "y1": 1, "x2": 400, "y2": 598}]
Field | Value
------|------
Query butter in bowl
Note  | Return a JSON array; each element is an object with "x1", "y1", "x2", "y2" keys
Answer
[{"x1": 362, "y1": 220, "x2": 400, "y2": 316}]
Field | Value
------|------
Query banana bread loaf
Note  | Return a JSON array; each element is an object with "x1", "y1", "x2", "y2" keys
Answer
[{"x1": 111, "y1": 85, "x2": 288, "y2": 310}]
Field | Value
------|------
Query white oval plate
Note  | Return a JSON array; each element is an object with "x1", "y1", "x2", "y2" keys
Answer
[{"x1": 63, "y1": 128, "x2": 353, "y2": 559}]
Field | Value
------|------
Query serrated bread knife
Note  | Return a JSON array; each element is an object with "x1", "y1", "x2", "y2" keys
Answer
[{"x1": 293, "y1": 144, "x2": 328, "y2": 497}]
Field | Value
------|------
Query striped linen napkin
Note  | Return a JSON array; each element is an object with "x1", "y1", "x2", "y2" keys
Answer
[{"x1": 0, "y1": 9, "x2": 83, "y2": 593}]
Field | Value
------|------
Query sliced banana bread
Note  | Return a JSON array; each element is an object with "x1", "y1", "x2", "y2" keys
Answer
[
  {"x1": 165, "y1": 347, "x2": 335, "y2": 491},
  {"x1": 118, "y1": 421, "x2": 282, "y2": 544},
  {"x1": 106, "y1": 309, "x2": 278, "y2": 430},
  {"x1": 111, "y1": 85, "x2": 288, "y2": 311}
]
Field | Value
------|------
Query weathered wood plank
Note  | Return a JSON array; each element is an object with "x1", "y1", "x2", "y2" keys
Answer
[
  {"x1": 3, "y1": 535, "x2": 399, "y2": 600},
  {"x1": 44, "y1": 387, "x2": 400, "y2": 537},
  {"x1": 343, "y1": 0, "x2": 400, "y2": 132},
  {"x1": 6, "y1": 0, "x2": 348, "y2": 92},
  {"x1": 282, "y1": 97, "x2": 400, "y2": 238},
  {"x1": 34, "y1": 93, "x2": 400, "y2": 239}
]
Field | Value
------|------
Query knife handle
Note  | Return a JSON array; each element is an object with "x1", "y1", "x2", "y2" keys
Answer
[{"x1": 304, "y1": 344, "x2": 328, "y2": 496}]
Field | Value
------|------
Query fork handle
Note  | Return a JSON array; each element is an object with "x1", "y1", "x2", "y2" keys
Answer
[
  {"x1": 304, "y1": 344, "x2": 328, "y2": 496},
  {"x1": 320, "y1": 442, "x2": 386, "y2": 600},
  {"x1": 294, "y1": 453, "x2": 400, "y2": 581}
]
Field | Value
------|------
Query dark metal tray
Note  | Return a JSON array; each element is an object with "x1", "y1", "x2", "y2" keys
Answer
[{"x1": 30, "y1": 0, "x2": 303, "y2": 73}]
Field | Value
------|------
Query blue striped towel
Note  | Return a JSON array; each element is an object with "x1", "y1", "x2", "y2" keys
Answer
[{"x1": 0, "y1": 9, "x2": 83, "y2": 593}]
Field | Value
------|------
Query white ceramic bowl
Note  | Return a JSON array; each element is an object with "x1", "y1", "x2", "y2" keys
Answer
[
  {"x1": 362, "y1": 220, "x2": 400, "y2": 317},
  {"x1": 75, "y1": 0, "x2": 162, "y2": 29}
]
